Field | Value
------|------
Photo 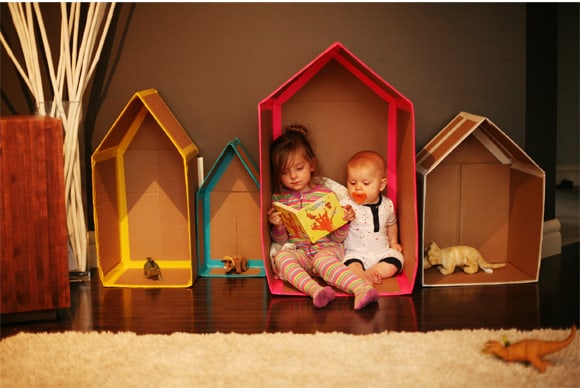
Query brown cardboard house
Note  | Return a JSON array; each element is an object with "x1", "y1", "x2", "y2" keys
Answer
[
  {"x1": 92, "y1": 89, "x2": 198, "y2": 288},
  {"x1": 417, "y1": 111, "x2": 545, "y2": 287}
]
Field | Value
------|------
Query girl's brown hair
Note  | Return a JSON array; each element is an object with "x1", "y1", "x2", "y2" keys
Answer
[{"x1": 270, "y1": 124, "x2": 317, "y2": 193}]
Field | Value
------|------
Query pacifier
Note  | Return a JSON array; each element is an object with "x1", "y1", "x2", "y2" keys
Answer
[{"x1": 351, "y1": 192, "x2": 367, "y2": 205}]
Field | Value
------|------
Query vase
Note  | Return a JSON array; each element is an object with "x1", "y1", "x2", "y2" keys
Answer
[{"x1": 36, "y1": 100, "x2": 90, "y2": 281}]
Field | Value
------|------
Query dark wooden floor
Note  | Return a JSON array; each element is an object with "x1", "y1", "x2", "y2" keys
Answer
[{"x1": 1, "y1": 243, "x2": 578, "y2": 339}]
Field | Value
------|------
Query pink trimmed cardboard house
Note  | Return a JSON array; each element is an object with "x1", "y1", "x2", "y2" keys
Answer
[{"x1": 258, "y1": 42, "x2": 418, "y2": 296}]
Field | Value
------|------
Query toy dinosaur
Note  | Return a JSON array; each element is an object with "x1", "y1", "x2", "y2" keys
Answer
[
  {"x1": 222, "y1": 255, "x2": 248, "y2": 274},
  {"x1": 483, "y1": 325, "x2": 576, "y2": 373},
  {"x1": 144, "y1": 257, "x2": 162, "y2": 280},
  {"x1": 424, "y1": 241, "x2": 506, "y2": 275}
]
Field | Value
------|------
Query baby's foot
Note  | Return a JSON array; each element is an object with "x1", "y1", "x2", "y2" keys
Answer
[
  {"x1": 366, "y1": 269, "x2": 383, "y2": 285},
  {"x1": 313, "y1": 286, "x2": 336, "y2": 308},
  {"x1": 353, "y1": 286, "x2": 379, "y2": 310}
]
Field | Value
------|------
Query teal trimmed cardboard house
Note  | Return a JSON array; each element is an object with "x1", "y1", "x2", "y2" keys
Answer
[{"x1": 196, "y1": 138, "x2": 265, "y2": 277}]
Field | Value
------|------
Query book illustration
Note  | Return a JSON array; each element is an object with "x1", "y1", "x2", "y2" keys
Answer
[{"x1": 273, "y1": 192, "x2": 347, "y2": 243}]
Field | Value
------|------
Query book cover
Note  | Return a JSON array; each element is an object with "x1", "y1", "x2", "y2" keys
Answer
[{"x1": 273, "y1": 192, "x2": 347, "y2": 243}]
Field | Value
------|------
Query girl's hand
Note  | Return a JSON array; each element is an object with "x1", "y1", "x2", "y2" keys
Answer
[
  {"x1": 268, "y1": 207, "x2": 283, "y2": 226},
  {"x1": 342, "y1": 204, "x2": 356, "y2": 222}
]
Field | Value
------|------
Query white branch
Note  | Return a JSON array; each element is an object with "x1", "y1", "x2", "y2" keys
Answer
[
  {"x1": 2, "y1": 2, "x2": 116, "y2": 272},
  {"x1": 0, "y1": 32, "x2": 35, "y2": 96}
]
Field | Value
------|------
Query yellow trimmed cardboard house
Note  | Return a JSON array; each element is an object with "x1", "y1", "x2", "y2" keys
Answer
[{"x1": 92, "y1": 89, "x2": 198, "y2": 288}]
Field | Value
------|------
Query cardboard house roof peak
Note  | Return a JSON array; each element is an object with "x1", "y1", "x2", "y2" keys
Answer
[
  {"x1": 94, "y1": 88, "x2": 197, "y2": 160},
  {"x1": 260, "y1": 42, "x2": 413, "y2": 132},
  {"x1": 417, "y1": 111, "x2": 543, "y2": 177},
  {"x1": 201, "y1": 138, "x2": 259, "y2": 190}
]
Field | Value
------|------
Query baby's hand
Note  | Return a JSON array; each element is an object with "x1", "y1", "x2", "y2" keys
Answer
[
  {"x1": 268, "y1": 207, "x2": 283, "y2": 227},
  {"x1": 342, "y1": 204, "x2": 356, "y2": 222},
  {"x1": 391, "y1": 242, "x2": 403, "y2": 252}
]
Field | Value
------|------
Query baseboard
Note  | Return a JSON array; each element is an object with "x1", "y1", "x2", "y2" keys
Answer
[
  {"x1": 541, "y1": 218, "x2": 562, "y2": 259},
  {"x1": 556, "y1": 164, "x2": 580, "y2": 186},
  {"x1": 88, "y1": 231, "x2": 97, "y2": 269}
]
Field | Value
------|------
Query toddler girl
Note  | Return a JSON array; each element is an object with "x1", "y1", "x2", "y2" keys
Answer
[{"x1": 267, "y1": 124, "x2": 379, "y2": 310}]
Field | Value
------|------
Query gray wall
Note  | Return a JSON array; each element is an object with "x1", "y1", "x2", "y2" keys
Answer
[
  {"x1": 557, "y1": 5, "x2": 579, "y2": 167},
  {"x1": 1, "y1": 3, "x2": 577, "y2": 223},
  {"x1": 1, "y1": 3, "x2": 527, "y2": 168}
]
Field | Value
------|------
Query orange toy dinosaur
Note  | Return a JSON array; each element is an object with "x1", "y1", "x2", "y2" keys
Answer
[
  {"x1": 222, "y1": 255, "x2": 249, "y2": 274},
  {"x1": 483, "y1": 325, "x2": 576, "y2": 373}
]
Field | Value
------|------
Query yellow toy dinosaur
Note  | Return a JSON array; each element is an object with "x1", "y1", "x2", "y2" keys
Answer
[
  {"x1": 483, "y1": 325, "x2": 576, "y2": 373},
  {"x1": 424, "y1": 241, "x2": 506, "y2": 275}
]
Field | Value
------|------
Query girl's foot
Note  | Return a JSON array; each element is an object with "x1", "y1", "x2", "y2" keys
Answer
[
  {"x1": 353, "y1": 286, "x2": 379, "y2": 310},
  {"x1": 313, "y1": 286, "x2": 336, "y2": 308}
]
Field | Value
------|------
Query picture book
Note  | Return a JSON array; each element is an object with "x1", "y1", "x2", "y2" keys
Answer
[{"x1": 273, "y1": 192, "x2": 347, "y2": 243}]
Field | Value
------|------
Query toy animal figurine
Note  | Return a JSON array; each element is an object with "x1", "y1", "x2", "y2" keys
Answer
[
  {"x1": 484, "y1": 325, "x2": 576, "y2": 373},
  {"x1": 144, "y1": 257, "x2": 162, "y2": 280},
  {"x1": 222, "y1": 255, "x2": 248, "y2": 274},
  {"x1": 424, "y1": 241, "x2": 506, "y2": 275}
]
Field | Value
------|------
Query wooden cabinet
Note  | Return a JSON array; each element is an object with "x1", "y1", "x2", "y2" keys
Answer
[{"x1": 1, "y1": 116, "x2": 70, "y2": 317}]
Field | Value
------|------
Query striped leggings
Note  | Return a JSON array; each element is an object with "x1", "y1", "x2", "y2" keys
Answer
[{"x1": 274, "y1": 244, "x2": 369, "y2": 296}]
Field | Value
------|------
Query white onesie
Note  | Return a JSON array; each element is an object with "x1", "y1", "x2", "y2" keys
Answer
[{"x1": 342, "y1": 195, "x2": 404, "y2": 270}]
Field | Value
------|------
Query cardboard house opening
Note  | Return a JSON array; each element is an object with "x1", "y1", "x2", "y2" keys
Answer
[
  {"x1": 417, "y1": 111, "x2": 545, "y2": 287},
  {"x1": 92, "y1": 89, "x2": 198, "y2": 288},
  {"x1": 197, "y1": 138, "x2": 265, "y2": 277},
  {"x1": 259, "y1": 42, "x2": 418, "y2": 296}
]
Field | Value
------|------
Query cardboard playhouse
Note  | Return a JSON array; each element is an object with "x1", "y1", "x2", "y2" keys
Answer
[
  {"x1": 417, "y1": 111, "x2": 545, "y2": 287},
  {"x1": 92, "y1": 89, "x2": 199, "y2": 288},
  {"x1": 258, "y1": 42, "x2": 418, "y2": 296},
  {"x1": 196, "y1": 138, "x2": 265, "y2": 277}
]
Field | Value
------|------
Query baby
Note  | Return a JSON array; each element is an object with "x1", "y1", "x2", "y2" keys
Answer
[{"x1": 342, "y1": 150, "x2": 404, "y2": 284}]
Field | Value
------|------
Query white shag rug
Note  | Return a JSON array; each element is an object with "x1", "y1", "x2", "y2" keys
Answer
[{"x1": 1, "y1": 328, "x2": 578, "y2": 387}]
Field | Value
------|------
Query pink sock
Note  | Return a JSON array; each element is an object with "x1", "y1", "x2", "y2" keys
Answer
[
  {"x1": 354, "y1": 287, "x2": 379, "y2": 310},
  {"x1": 313, "y1": 286, "x2": 336, "y2": 308}
]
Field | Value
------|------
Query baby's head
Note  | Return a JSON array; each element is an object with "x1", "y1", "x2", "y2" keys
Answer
[
  {"x1": 346, "y1": 150, "x2": 387, "y2": 205},
  {"x1": 270, "y1": 124, "x2": 317, "y2": 193}
]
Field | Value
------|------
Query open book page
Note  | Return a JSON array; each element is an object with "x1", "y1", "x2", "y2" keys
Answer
[{"x1": 273, "y1": 192, "x2": 347, "y2": 243}]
